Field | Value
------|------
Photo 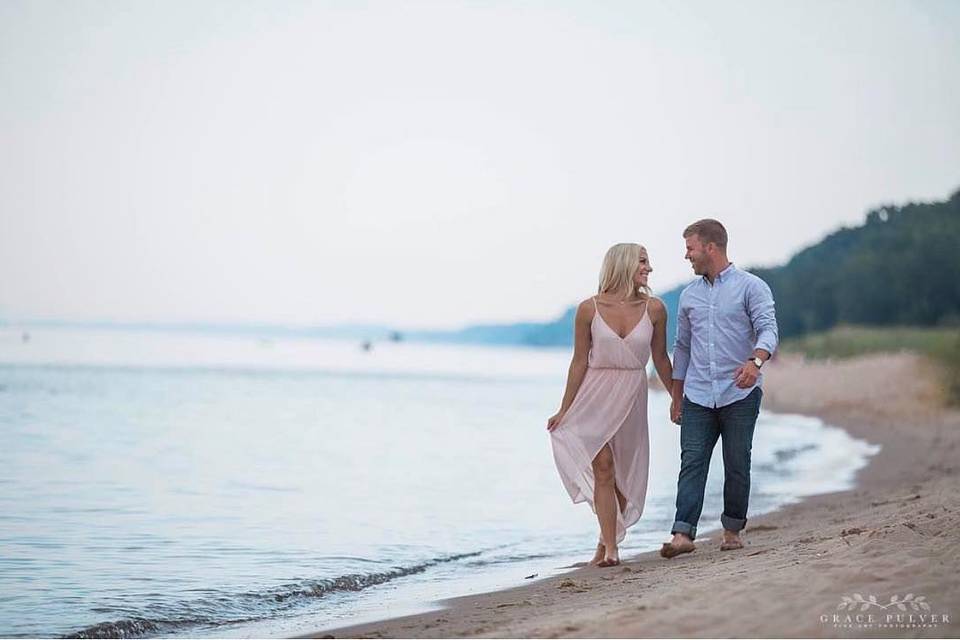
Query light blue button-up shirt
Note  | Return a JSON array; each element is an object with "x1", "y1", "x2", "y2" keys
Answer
[{"x1": 672, "y1": 263, "x2": 779, "y2": 409}]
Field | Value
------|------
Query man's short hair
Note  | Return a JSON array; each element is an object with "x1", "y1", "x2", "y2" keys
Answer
[{"x1": 683, "y1": 219, "x2": 728, "y2": 250}]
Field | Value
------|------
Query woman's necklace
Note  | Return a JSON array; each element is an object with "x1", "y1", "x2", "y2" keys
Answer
[{"x1": 601, "y1": 293, "x2": 640, "y2": 306}]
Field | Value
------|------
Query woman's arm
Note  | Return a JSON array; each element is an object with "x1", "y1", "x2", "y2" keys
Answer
[
  {"x1": 547, "y1": 300, "x2": 593, "y2": 431},
  {"x1": 649, "y1": 297, "x2": 674, "y2": 390}
]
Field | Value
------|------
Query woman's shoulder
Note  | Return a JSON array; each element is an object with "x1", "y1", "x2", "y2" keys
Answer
[
  {"x1": 575, "y1": 297, "x2": 598, "y2": 319},
  {"x1": 646, "y1": 295, "x2": 667, "y2": 318}
]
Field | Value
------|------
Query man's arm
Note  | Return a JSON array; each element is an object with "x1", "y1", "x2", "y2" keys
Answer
[
  {"x1": 734, "y1": 277, "x2": 779, "y2": 388},
  {"x1": 747, "y1": 277, "x2": 779, "y2": 359},
  {"x1": 672, "y1": 293, "x2": 691, "y2": 380},
  {"x1": 671, "y1": 294, "x2": 691, "y2": 423}
]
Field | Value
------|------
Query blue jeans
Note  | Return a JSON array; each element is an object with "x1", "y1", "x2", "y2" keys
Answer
[{"x1": 671, "y1": 387, "x2": 763, "y2": 541}]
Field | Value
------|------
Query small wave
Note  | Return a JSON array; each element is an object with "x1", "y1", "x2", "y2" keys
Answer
[
  {"x1": 65, "y1": 618, "x2": 164, "y2": 639},
  {"x1": 465, "y1": 552, "x2": 554, "y2": 567},
  {"x1": 756, "y1": 443, "x2": 822, "y2": 473},
  {"x1": 62, "y1": 550, "x2": 482, "y2": 639},
  {"x1": 772, "y1": 443, "x2": 818, "y2": 462}
]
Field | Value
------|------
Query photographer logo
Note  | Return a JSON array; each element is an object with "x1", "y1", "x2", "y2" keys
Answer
[{"x1": 821, "y1": 594, "x2": 950, "y2": 630}]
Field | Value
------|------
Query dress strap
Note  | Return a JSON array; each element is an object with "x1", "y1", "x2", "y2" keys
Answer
[{"x1": 592, "y1": 295, "x2": 599, "y2": 311}]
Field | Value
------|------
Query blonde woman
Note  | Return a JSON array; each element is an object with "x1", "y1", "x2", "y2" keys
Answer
[{"x1": 548, "y1": 243, "x2": 674, "y2": 566}]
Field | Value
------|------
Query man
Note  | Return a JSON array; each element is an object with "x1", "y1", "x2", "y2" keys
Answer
[{"x1": 661, "y1": 219, "x2": 779, "y2": 558}]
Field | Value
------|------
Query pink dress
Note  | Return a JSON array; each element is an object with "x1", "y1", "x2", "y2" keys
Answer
[{"x1": 550, "y1": 296, "x2": 652, "y2": 543}]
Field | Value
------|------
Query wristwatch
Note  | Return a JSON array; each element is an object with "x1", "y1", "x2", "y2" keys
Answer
[{"x1": 751, "y1": 356, "x2": 764, "y2": 369}]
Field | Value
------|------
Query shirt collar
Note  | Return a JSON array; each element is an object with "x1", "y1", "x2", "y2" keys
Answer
[{"x1": 703, "y1": 262, "x2": 736, "y2": 285}]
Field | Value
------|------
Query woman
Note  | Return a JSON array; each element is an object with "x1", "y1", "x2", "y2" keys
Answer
[{"x1": 547, "y1": 243, "x2": 674, "y2": 567}]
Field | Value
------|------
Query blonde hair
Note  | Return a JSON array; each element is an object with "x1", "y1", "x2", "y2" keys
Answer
[{"x1": 598, "y1": 243, "x2": 651, "y2": 300}]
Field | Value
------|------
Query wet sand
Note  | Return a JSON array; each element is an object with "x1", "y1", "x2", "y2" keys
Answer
[{"x1": 301, "y1": 353, "x2": 960, "y2": 638}]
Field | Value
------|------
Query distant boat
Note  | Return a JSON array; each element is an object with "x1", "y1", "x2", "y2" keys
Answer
[
  {"x1": 360, "y1": 340, "x2": 373, "y2": 352},
  {"x1": 21, "y1": 331, "x2": 30, "y2": 343},
  {"x1": 389, "y1": 331, "x2": 403, "y2": 342}
]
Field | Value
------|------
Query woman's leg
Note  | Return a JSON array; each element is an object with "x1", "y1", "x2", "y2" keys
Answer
[
  {"x1": 615, "y1": 485, "x2": 628, "y2": 514},
  {"x1": 592, "y1": 443, "x2": 619, "y2": 563},
  {"x1": 591, "y1": 486, "x2": 627, "y2": 564}
]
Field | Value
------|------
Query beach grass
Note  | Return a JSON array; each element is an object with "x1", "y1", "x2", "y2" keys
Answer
[{"x1": 781, "y1": 325, "x2": 960, "y2": 405}]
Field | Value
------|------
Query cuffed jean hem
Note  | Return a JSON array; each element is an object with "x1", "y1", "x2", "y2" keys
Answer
[
  {"x1": 671, "y1": 520, "x2": 697, "y2": 541},
  {"x1": 721, "y1": 513, "x2": 747, "y2": 532}
]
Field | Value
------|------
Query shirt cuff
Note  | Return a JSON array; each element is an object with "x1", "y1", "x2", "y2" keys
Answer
[{"x1": 754, "y1": 336, "x2": 778, "y2": 356}]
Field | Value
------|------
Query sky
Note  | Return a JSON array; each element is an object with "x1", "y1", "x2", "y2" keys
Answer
[{"x1": 2, "y1": 0, "x2": 959, "y2": 329}]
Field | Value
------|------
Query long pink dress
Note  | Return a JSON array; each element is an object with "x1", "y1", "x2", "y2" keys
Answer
[{"x1": 550, "y1": 296, "x2": 652, "y2": 543}]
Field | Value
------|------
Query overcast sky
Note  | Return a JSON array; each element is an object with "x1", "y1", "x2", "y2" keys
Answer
[{"x1": 2, "y1": 0, "x2": 958, "y2": 329}]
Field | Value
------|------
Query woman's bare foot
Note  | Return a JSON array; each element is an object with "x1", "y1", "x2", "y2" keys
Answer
[
  {"x1": 597, "y1": 544, "x2": 620, "y2": 567},
  {"x1": 589, "y1": 542, "x2": 605, "y2": 565}
]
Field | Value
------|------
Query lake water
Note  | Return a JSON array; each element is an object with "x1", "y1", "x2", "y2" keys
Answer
[{"x1": 0, "y1": 327, "x2": 879, "y2": 638}]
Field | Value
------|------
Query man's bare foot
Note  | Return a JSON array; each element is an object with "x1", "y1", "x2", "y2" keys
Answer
[
  {"x1": 720, "y1": 529, "x2": 743, "y2": 551},
  {"x1": 660, "y1": 533, "x2": 695, "y2": 559},
  {"x1": 589, "y1": 542, "x2": 605, "y2": 565}
]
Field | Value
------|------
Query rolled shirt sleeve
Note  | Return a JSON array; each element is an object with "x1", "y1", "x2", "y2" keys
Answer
[
  {"x1": 747, "y1": 278, "x2": 779, "y2": 355},
  {"x1": 672, "y1": 292, "x2": 691, "y2": 380}
]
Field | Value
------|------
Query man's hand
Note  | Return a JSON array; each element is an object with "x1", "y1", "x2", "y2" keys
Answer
[
  {"x1": 670, "y1": 398, "x2": 682, "y2": 425},
  {"x1": 733, "y1": 361, "x2": 760, "y2": 389}
]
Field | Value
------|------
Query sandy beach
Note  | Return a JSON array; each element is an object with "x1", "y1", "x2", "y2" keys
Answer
[{"x1": 302, "y1": 352, "x2": 960, "y2": 638}]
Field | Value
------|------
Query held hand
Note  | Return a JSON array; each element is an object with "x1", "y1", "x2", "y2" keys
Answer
[
  {"x1": 733, "y1": 362, "x2": 759, "y2": 389},
  {"x1": 670, "y1": 399, "x2": 682, "y2": 425},
  {"x1": 547, "y1": 410, "x2": 566, "y2": 432}
]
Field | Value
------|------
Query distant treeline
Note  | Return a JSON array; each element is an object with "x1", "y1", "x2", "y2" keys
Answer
[
  {"x1": 430, "y1": 187, "x2": 960, "y2": 348},
  {"x1": 752, "y1": 187, "x2": 960, "y2": 339}
]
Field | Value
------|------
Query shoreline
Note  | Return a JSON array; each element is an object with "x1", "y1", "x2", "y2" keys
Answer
[{"x1": 302, "y1": 353, "x2": 960, "y2": 639}]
